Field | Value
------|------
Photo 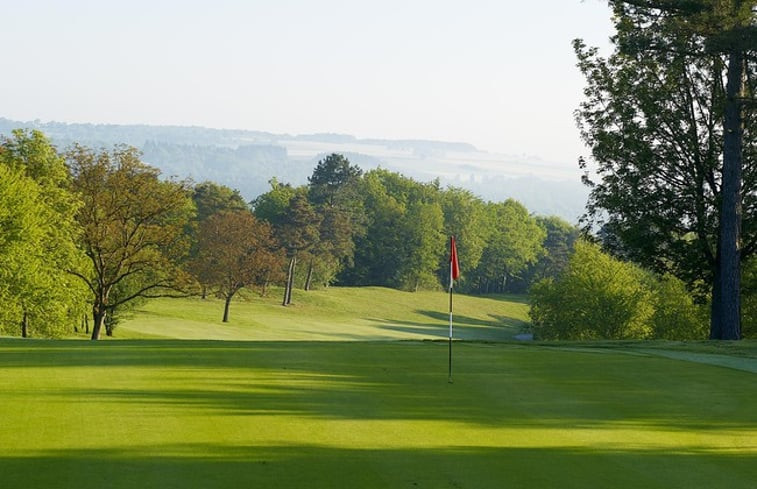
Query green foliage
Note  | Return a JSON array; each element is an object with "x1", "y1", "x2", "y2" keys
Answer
[
  {"x1": 473, "y1": 200, "x2": 546, "y2": 293},
  {"x1": 439, "y1": 187, "x2": 488, "y2": 286},
  {"x1": 509, "y1": 216, "x2": 579, "y2": 293},
  {"x1": 346, "y1": 169, "x2": 446, "y2": 290},
  {"x1": 530, "y1": 241, "x2": 706, "y2": 340},
  {"x1": 649, "y1": 274, "x2": 709, "y2": 340},
  {"x1": 67, "y1": 144, "x2": 196, "y2": 339},
  {"x1": 741, "y1": 258, "x2": 757, "y2": 339},
  {"x1": 307, "y1": 153, "x2": 362, "y2": 207},
  {"x1": 192, "y1": 181, "x2": 248, "y2": 222},
  {"x1": 252, "y1": 179, "x2": 298, "y2": 227},
  {"x1": 577, "y1": 1, "x2": 757, "y2": 339},
  {"x1": 396, "y1": 201, "x2": 445, "y2": 291},
  {"x1": 306, "y1": 154, "x2": 365, "y2": 287},
  {"x1": 0, "y1": 130, "x2": 88, "y2": 338}
]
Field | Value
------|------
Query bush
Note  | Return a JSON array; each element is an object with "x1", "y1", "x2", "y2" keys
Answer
[
  {"x1": 530, "y1": 241, "x2": 706, "y2": 340},
  {"x1": 649, "y1": 274, "x2": 708, "y2": 340}
]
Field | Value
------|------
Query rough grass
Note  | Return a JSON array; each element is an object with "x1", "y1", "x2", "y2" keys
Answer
[
  {"x1": 116, "y1": 286, "x2": 530, "y2": 341},
  {"x1": 0, "y1": 339, "x2": 755, "y2": 488}
]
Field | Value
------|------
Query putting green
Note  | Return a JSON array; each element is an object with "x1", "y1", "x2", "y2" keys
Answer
[{"x1": 1, "y1": 339, "x2": 755, "y2": 488}]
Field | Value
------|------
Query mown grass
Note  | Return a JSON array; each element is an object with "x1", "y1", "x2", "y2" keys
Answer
[
  {"x1": 0, "y1": 339, "x2": 755, "y2": 488},
  {"x1": 116, "y1": 286, "x2": 530, "y2": 341},
  {"x1": 4, "y1": 288, "x2": 756, "y2": 487}
]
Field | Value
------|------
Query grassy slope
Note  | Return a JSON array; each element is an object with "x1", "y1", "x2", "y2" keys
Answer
[
  {"x1": 0, "y1": 339, "x2": 755, "y2": 489},
  {"x1": 117, "y1": 287, "x2": 530, "y2": 341}
]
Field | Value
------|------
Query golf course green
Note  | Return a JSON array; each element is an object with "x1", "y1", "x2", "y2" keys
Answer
[{"x1": 1, "y1": 289, "x2": 755, "y2": 488}]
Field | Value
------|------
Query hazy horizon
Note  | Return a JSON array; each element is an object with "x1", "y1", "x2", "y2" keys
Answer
[{"x1": 2, "y1": 0, "x2": 615, "y2": 178}]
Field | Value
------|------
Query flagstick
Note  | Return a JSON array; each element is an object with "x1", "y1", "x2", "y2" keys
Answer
[{"x1": 448, "y1": 260, "x2": 454, "y2": 384}]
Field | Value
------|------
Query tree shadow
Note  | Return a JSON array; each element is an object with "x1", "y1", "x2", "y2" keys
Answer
[
  {"x1": 2, "y1": 339, "x2": 757, "y2": 487},
  {"x1": 2, "y1": 443, "x2": 756, "y2": 489},
  {"x1": 1, "y1": 339, "x2": 755, "y2": 430},
  {"x1": 370, "y1": 309, "x2": 527, "y2": 341}
]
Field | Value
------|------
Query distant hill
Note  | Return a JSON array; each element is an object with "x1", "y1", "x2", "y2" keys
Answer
[{"x1": 0, "y1": 117, "x2": 588, "y2": 221}]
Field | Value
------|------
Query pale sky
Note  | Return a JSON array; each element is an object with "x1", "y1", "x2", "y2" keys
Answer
[{"x1": 1, "y1": 0, "x2": 614, "y2": 166}]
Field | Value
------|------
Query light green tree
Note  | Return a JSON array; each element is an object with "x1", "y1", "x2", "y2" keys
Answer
[
  {"x1": 0, "y1": 130, "x2": 88, "y2": 337},
  {"x1": 397, "y1": 201, "x2": 445, "y2": 291},
  {"x1": 474, "y1": 200, "x2": 545, "y2": 293},
  {"x1": 530, "y1": 240, "x2": 706, "y2": 340}
]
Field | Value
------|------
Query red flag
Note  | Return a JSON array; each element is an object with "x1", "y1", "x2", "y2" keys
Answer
[{"x1": 450, "y1": 236, "x2": 460, "y2": 281}]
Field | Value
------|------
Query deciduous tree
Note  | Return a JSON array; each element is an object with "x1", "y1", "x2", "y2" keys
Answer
[
  {"x1": 196, "y1": 210, "x2": 284, "y2": 322},
  {"x1": 67, "y1": 145, "x2": 195, "y2": 340},
  {"x1": 0, "y1": 130, "x2": 87, "y2": 338},
  {"x1": 575, "y1": 0, "x2": 757, "y2": 339}
]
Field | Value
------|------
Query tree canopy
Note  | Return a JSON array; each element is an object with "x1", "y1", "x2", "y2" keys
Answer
[
  {"x1": 0, "y1": 130, "x2": 87, "y2": 337},
  {"x1": 575, "y1": 0, "x2": 757, "y2": 339},
  {"x1": 67, "y1": 144, "x2": 196, "y2": 339}
]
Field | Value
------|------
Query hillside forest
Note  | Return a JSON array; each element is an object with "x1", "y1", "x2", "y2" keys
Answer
[{"x1": 2, "y1": 126, "x2": 752, "y2": 342}]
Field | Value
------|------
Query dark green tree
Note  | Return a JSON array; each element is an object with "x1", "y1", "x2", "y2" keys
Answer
[
  {"x1": 575, "y1": 0, "x2": 757, "y2": 339},
  {"x1": 510, "y1": 216, "x2": 579, "y2": 293},
  {"x1": 252, "y1": 178, "x2": 297, "y2": 226},
  {"x1": 306, "y1": 154, "x2": 365, "y2": 289},
  {"x1": 192, "y1": 181, "x2": 249, "y2": 222},
  {"x1": 396, "y1": 200, "x2": 445, "y2": 291},
  {"x1": 343, "y1": 170, "x2": 406, "y2": 286},
  {"x1": 278, "y1": 192, "x2": 321, "y2": 305},
  {"x1": 308, "y1": 153, "x2": 363, "y2": 207}
]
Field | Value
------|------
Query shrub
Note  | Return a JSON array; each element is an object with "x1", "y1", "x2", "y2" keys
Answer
[{"x1": 530, "y1": 241, "x2": 706, "y2": 340}]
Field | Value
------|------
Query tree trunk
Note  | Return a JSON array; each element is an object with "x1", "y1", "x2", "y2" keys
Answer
[
  {"x1": 21, "y1": 311, "x2": 29, "y2": 338},
  {"x1": 283, "y1": 256, "x2": 296, "y2": 306},
  {"x1": 91, "y1": 307, "x2": 106, "y2": 340},
  {"x1": 201, "y1": 285, "x2": 207, "y2": 300},
  {"x1": 713, "y1": 48, "x2": 744, "y2": 340},
  {"x1": 283, "y1": 257, "x2": 292, "y2": 306},
  {"x1": 304, "y1": 261, "x2": 314, "y2": 291},
  {"x1": 223, "y1": 294, "x2": 232, "y2": 322},
  {"x1": 287, "y1": 255, "x2": 297, "y2": 305}
]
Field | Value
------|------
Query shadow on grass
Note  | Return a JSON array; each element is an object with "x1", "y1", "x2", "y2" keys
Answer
[
  {"x1": 1, "y1": 340, "x2": 755, "y2": 431},
  {"x1": 369, "y1": 310, "x2": 526, "y2": 341},
  {"x1": 2, "y1": 443, "x2": 756, "y2": 489}
]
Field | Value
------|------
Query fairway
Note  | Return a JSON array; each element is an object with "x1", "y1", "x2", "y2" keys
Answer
[
  {"x1": 1, "y1": 339, "x2": 755, "y2": 488},
  {"x1": 117, "y1": 287, "x2": 530, "y2": 341}
]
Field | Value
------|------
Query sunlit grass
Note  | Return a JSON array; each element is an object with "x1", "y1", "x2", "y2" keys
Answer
[
  {"x1": 1, "y1": 339, "x2": 755, "y2": 488},
  {"x1": 116, "y1": 286, "x2": 530, "y2": 341}
]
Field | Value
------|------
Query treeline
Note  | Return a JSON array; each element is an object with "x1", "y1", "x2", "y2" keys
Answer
[
  {"x1": 251, "y1": 154, "x2": 578, "y2": 298},
  {"x1": 0, "y1": 130, "x2": 579, "y2": 340}
]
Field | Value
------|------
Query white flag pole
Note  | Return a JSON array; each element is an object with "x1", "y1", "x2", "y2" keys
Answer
[{"x1": 448, "y1": 240, "x2": 454, "y2": 383}]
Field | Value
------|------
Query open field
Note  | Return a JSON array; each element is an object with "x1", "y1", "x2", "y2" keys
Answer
[
  {"x1": 117, "y1": 287, "x2": 530, "y2": 341},
  {"x1": 1, "y1": 338, "x2": 756, "y2": 488},
  {"x1": 3, "y1": 289, "x2": 756, "y2": 487}
]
